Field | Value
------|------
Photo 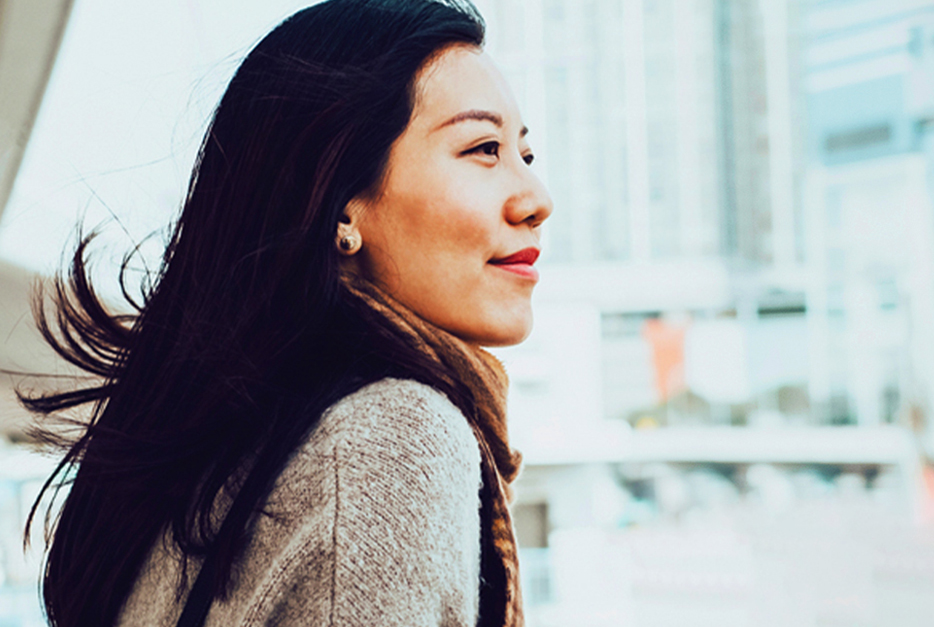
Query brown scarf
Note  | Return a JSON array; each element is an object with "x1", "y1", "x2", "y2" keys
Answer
[{"x1": 345, "y1": 279, "x2": 524, "y2": 627}]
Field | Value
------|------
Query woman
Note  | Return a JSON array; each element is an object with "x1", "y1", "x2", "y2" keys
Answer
[{"x1": 22, "y1": 0, "x2": 551, "y2": 625}]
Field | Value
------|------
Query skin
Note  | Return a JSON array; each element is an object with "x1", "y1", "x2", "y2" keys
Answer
[{"x1": 342, "y1": 45, "x2": 553, "y2": 346}]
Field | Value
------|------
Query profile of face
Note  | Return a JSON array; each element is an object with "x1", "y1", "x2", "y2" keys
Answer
[{"x1": 341, "y1": 45, "x2": 553, "y2": 347}]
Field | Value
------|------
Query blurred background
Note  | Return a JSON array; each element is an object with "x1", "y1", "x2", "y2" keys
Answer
[{"x1": 2, "y1": 0, "x2": 934, "y2": 625}]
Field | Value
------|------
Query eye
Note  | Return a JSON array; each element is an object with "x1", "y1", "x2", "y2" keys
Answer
[{"x1": 465, "y1": 141, "x2": 500, "y2": 159}]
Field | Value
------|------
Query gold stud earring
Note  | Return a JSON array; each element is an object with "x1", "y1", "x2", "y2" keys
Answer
[{"x1": 339, "y1": 235, "x2": 358, "y2": 252}]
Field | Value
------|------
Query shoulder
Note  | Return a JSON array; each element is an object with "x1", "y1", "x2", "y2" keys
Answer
[
  {"x1": 267, "y1": 378, "x2": 482, "y2": 517},
  {"x1": 311, "y1": 377, "x2": 480, "y2": 470},
  {"x1": 325, "y1": 377, "x2": 469, "y2": 435},
  {"x1": 246, "y1": 378, "x2": 483, "y2": 625}
]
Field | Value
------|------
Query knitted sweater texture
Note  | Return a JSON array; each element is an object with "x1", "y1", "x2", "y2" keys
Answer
[{"x1": 117, "y1": 378, "x2": 483, "y2": 626}]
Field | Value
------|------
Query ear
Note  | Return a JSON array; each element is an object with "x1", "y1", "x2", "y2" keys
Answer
[
  {"x1": 341, "y1": 197, "x2": 368, "y2": 224},
  {"x1": 336, "y1": 198, "x2": 366, "y2": 256}
]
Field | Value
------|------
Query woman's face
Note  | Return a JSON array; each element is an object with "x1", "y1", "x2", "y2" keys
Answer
[{"x1": 349, "y1": 45, "x2": 552, "y2": 346}]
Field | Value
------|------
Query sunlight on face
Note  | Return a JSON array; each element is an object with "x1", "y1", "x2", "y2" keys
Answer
[{"x1": 350, "y1": 45, "x2": 553, "y2": 346}]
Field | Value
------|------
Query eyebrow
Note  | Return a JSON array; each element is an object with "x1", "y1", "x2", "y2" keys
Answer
[{"x1": 435, "y1": 109, "x2": 529, "y2": 137}]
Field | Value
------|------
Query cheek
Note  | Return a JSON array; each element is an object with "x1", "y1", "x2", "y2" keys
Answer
[
  {"x1": 427, "y1": 179, "x2": 500, "y2": 257},
  {"x1": 385, "y1": 175, "x2": 498, "y2": 269},
  {"x1": 361, "y1": 190, "x2": 491, "y2": 289}
]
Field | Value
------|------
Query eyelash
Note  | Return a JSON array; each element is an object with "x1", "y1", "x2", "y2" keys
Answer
[{"x1": 466, "y1": 141, "x2": 535, "y2": 166}]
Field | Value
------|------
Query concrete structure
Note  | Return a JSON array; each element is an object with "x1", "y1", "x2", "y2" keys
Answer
[
  {"x1": 0, "y1": 0, "x2": 73, "y2": 220},
  {"x1": 0, "y1": 258, "x2": 78, "y2": 438},
  {"x1": 0, "y1": 259, "x2": 45, "y2": 437},
  {"x1": 0, "y1": 0, "x2": 74, "y2": 437}
]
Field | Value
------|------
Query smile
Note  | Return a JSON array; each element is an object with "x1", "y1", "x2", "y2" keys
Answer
[{"x1": 488, "y1": 247, "x2": 540, "y2": 282}]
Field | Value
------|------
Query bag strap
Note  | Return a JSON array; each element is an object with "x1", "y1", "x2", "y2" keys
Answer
[
  {"x1": 175, "y1": 553, "x2": 217, "y2": 627},
  {"x1": 173, "y1": 467, "x2": 263, "y2": 627},
  {"x1": 170, "y1": 392, "x2": 342, "y2": 627}
]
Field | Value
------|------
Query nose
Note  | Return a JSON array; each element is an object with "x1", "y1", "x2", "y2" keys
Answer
[{"x1": 505, "y1": 164, "x2": 553, "y2": 228}]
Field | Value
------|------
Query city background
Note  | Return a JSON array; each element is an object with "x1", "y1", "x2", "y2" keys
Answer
[{"x1": 2, "y1": 0, "x2": 934, "y2": 625}]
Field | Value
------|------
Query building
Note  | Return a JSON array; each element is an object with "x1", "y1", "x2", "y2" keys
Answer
[
  {"x1": 480, "y1": 0, "x2": 805, "y2": 266},
  {"x1": 801, "y1": 0, "x2": 934, "y2": 427},
  {"x1": 478, "y1": 0, "x2": 811, "y2": 441},
  {"x1": 475, "y1": 2, "x2": 934, "y2": 623}
]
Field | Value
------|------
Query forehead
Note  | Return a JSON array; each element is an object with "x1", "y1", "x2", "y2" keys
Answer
[{"x1": 409, "y1": 45, "x2": 520, "y2": 132}]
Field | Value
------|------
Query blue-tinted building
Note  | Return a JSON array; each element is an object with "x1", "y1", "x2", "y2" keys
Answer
[
  {"x1": 801, "y1": 0, "x2": 934, "y2": 427},
  {"x1": 804, "y1": 0, "x2": 934, "y2": 165}
]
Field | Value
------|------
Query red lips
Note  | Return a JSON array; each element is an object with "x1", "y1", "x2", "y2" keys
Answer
[
  {"x1": 489, "y1": 247, "x2": 540, "y2": 266},
  {"x1": 488, "y1": 247, "x2": 541, "y2": 282}
]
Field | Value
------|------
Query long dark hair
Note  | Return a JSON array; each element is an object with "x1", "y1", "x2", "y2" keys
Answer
[{"x1": 20, "y1": 2, "x2": 490, "y2": 626}]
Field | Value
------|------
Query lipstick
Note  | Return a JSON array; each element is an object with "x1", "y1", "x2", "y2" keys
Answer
[{"x1": 489, "y1": 247, "x2": 540, "y2": 281}]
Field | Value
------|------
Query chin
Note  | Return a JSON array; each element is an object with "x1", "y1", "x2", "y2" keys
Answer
[
  {"x1": 473, "y1": 315, "x2": 533, "y2": 347},
  {"x1": 439, "y1": 301, "x2": 534, "y2": 347}
]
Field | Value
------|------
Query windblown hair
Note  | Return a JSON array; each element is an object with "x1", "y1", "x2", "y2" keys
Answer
[{"x1": 20, "y1": 2, "x2": 489, "y2": 626}]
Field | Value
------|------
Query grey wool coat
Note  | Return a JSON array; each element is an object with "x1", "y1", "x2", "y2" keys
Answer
[{"x1": 118, "y1": 378, "x2": 484, "y2": 626}]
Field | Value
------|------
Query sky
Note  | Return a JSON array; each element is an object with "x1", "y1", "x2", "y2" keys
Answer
[{"x1": 0, "y1": 0, "x2": 321, "y2": 279}]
